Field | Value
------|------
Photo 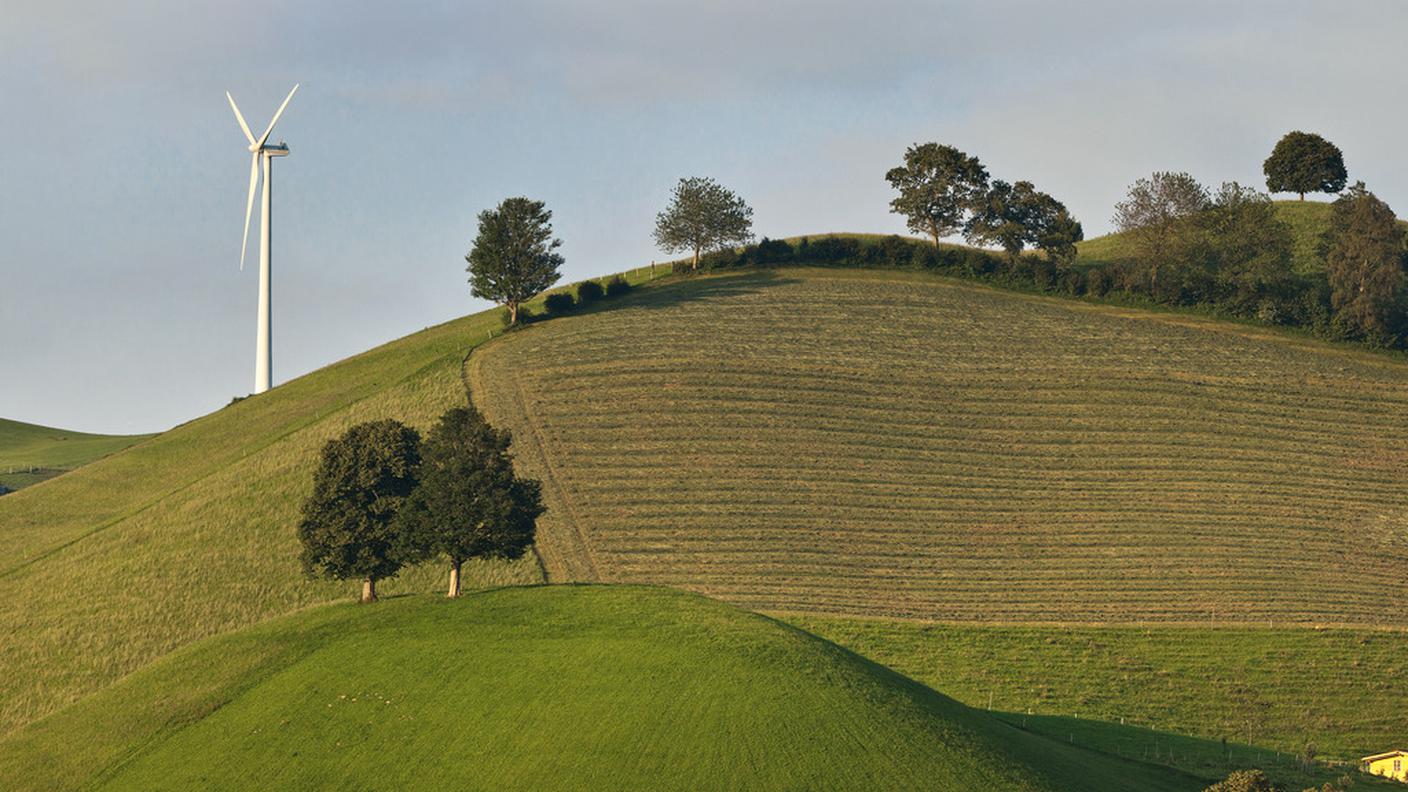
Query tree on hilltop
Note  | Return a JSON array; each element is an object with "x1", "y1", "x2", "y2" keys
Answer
[
  {"x1": 653, "y1": 177, "x2": 755, "y2": 271},
  {"x1": 965, "y1": 180, "x2": 1083, "y2": 265},
  {"x1": 1113, "y1": 172, "x2": 1209, "y2": 295},
  {"x1": 1263, "y1": 131, "x2": 1347, "y2": 202},
  {"x1": 1323, "y1": 182, "x2": 1405, "y2": 340},
  {"x1": 467, "y1": 197, "x2": 564, "y2": 325},
  {"x1": 396, "y1": 406, "x2": 544, "y2": 598},
  {"x1": 885, "y1": 143, "x2": 989, "y2": 247},
  {"x1": 298, "y1": 420, "x2": 422, "y2": 603}
]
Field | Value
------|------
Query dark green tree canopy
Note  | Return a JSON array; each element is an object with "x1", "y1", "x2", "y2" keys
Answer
[
  {"x1": 1200, "y1": 182, "x2": 1295, "y2": 313},
  {"x1": 653, "y1": 177, "x2": 755, "y2": 271},
  {"x1": 467, "y1": 197, "x2": 564, "y2": 324},
  {"x1": 885, "y1": 143, "x2": 989, "y2": 247},
  {"x1": 396, "y1": 406, "x2": 544, "y2": 596},
  {"x1": 1263, "y1": 131, "x2": 1347, "y2": 201},
  {"x1": 965, "y1": 180, "x2": 1083, "y2": 264},
  {"x1": 1323, "y1": 182, "x2": 1405, "y2": 339},
  {"x1": 298, "y1": 419, "x2": 422, "y2": 601}
]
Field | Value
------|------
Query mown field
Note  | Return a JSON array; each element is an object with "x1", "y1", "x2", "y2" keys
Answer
[
  {"x1": 0, "y1": 418, "x2": 153, "y2": 491},
  {"x1": 0, "y1": 267, "x2": 662, "y2": 737},
  {"x1": 792, "y1": 615, "x2": 1408, "y2": 770},
  {"x1": 0, "y1": 585, "x2": 1200, "y2": 792},
  {"x1": 470, "y1": 267, "x2": 1408, "y2": 623}
]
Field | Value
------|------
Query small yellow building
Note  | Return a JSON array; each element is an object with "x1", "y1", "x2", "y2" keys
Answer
[{"x1": 1364, "y1": 750, "x2": 1408, "y2": 782}]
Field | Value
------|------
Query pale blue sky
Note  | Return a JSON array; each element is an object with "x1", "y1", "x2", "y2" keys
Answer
[{"x1": 3, "y1": 1, "x2": 1405, "y2": 432}]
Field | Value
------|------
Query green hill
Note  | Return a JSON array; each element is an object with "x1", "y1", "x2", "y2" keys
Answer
[
  {"x1": 0, "y1": 585, "x2": 1198, "y2": 792},
  {"x1": 1075, "y1": 199, "x2": 1408, "y2": 274},
  {"x1": 0, "y1": 418, "x2": 153, "y2": 491}
]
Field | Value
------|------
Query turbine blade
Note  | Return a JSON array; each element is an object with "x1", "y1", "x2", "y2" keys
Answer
[
  {"x1": 226, "y1": 92, "x2": 255, "y2": 145},
  {"x1": 240, "y1": 152, "x2": 260, "y2": 270},
  {"x1": 255, "y1": 83, "x2": 298, "y2": 148}
]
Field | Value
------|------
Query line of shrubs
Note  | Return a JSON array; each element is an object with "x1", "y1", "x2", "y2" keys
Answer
[
  {"x1": 519, "y1": 275, "x2": 633, "y2": 323},
  {"x1": 675, "y1": 233, "x2": 1385, "y2": 348}
]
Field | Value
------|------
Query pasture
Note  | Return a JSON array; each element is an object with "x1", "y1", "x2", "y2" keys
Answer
[
  {"x1": 0, "y1": 418, "x2": 153, "y2": 491},
  {"x1": 0, "y1": 586, "x2": 1200, "y2": 792},
  {"x1": 470, "y1": 267, "x2": 1408, "y2": 624}
]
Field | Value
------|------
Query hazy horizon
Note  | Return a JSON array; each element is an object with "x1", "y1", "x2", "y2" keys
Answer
[{"x1": 4, "y1": 0, "x2": 1406, "y2": 434}]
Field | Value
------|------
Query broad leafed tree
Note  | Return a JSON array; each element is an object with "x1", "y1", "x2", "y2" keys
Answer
[
  {"x1": 1263, "y1": 131, "x2": 1348, "y2": 201},
  {"x1": 885, "y1": 143, "x2": 988, "y2": 247},
  {"x1": 396, "y1": 406, "x2": 544, "y2": 597},
  {"x1": 467, "y1": 197, "x2": 564, "y2": 324},
  {"x1": 1323, "y1": 182, "x2": 1405, "y2": 339},
  {"x1": 1112, "y1": 172, "x2": 1209, "y2": 295},
  {"x1": 298, "y1": 419, "x2": 422, "y2": 603},
  {"x1": 965, "y1": 180, "x2": 1083, "y2": 265},
  {"x1": 653, "y1": 177, "x2": 755, "y2": 271},
  {"x1": 1201, "y1": 182, "x2": 1295, "y2": 315}
]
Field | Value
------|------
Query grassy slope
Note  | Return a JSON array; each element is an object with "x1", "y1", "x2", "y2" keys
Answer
[
  {"x1": 0, "y1": 418, "x2": 153, "y2": 491},
  {"x1": 791, "y1": 615, "x2": 1408, "y2": 778},
  {"x1": 0, "y1": 585, "x2": 1199, "y2": 792},
  {"x1": 1076, "y1": 199, "x2": 1372, "y2": 274},
  {"x1": 0, "y1": 267, "x2": 666, "y2": 737},
  {"x1": 470, "y1": 267, "x2": 1408, "y2": 623}
]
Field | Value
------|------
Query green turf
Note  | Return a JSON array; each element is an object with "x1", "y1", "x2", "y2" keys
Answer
[
  {"x1": 0, "y1": 418, "x2": 153, "y2": 492},
  {"x1": 0, "y1": 264, "x2": 664, "y2": 736},
  {"x1": 470, "y1": 266, "x2": 1408, "y2": 624},
  {"x1": 0, "y1": 585, "x2": 1201, "y2": 792},
  {"x1": 788, "y1": 614, "x2": 1407, "y2": 785}
]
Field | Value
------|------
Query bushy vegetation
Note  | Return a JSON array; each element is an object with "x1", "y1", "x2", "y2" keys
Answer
[
  {"x1": 543, "y1": 291, "x2": 575, "y2": 316},
  {"x1": 576, "y1": 279, "x2": 605, "y2": 304}
]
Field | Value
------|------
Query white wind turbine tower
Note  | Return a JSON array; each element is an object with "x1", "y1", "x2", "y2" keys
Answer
[{"x1": 227, "y1": 84, "x2": 298, "y2": 394}]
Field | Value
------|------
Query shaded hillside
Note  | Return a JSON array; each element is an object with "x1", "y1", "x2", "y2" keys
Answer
[
  {"x1": 470, "y1": 267, "x2": 1408, "y2": 623},
  {"x1": 0, "y1": 586, "x2": 1198, "y2": 792},
  {"x1": 0, "y1": 418, "x2": 153, "y2": 491}
]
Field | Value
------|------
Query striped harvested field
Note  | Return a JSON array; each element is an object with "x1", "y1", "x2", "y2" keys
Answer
[{"x1": 469, "y1": 267, "x2": 1408, "y2": 624}]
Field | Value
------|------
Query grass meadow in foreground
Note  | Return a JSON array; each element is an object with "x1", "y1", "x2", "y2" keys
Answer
[
  {"x1": 790, "y1": 614, "x2": 1408, "y2": 783},
  {"x1": 470, "y1": 267, "x2": 1408, "y2": 624},
  {"x1": 0, "y1": 585, "x2": 1200, "y2": 792}
]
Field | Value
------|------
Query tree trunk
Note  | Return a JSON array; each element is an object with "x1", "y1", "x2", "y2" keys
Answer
[
  {"x1": 1299, "y1": 192, "x2": 1305, "y2": 202},
  {"x1": 692, "y1": 247, "x2": 700, "y2": 271},
  {"x1": 447, "y1": 560, "x2": 462, "y2": 598},
  {"x1": 361, "y1": 577, "x2": 377, "y2": 603},
  {"x1": 508, "y1": 301, "x2": 518, "y2": 325},
  {"x1": 930, "y1": 221, "x2": 941, "y2": 248}
]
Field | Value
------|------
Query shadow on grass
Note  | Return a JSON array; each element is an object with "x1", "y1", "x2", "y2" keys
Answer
[
  {"x1": 571, "y1": 269, "x2": 802, "y2": 317},
  {"x1": 999, "y1": 712, "x2": 1377, "y2": 790}
]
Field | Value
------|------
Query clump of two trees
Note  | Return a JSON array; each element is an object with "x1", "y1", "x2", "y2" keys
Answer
[
  {"x1": 298, "y1": 406, "x2": 542, "y2": 602},
  {"x1": 884, "y1": 142, "x2": 1083, "y2": 264}
]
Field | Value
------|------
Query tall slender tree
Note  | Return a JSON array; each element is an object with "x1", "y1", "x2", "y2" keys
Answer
[
  {"x1": 298, "y1": 420, "x2": 422, "y2": 603},
  {"x1": 885, "y1": 143, "x2": 989, "y2": 247},
  {"x1": 653, "y1": 177, "x2": 755, "y2": 271},
  {"x1": 467, "y1": 197, "x2": 564, "y2": 324},
  {"x1": 1323, "y1": 182, "x2": 1405, "y2": 339},
  {"x1": 396, "y1": 406, "x2": 544, "y2": 597}
]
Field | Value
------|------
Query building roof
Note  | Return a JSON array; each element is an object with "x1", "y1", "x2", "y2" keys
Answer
[{"x1": 1361, "y1": 750, "x2": 1408, "y2": 762}]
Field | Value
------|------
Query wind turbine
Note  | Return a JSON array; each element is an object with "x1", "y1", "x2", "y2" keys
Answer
[{"x1": 227, "y1": 84, "x2": 298, "y2": 394}]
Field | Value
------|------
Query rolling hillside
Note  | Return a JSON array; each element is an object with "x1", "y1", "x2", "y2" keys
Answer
[
  {"x1": 0, "y1": 586, "x2": 1199, "y2": 792},
  {"x1": 470, "y1": 267, "x2": 1408, "y2": 623},
  {"x1": 1074, "y1": 199, "x2": 1404, "y2": 274},
  {"x1": 0, "y1": 418, "x2": 153, "y2": 491}
]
